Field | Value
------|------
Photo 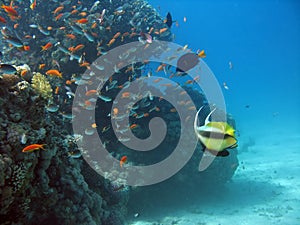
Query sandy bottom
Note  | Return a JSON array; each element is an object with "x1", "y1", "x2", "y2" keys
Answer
[{"x1": 128, "y1": 128, "x2": 300, "y2": 225}]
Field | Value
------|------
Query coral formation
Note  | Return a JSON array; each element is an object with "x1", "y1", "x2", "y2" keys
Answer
[
  {"x1": 0, "y1": 74, "x2": 20, "y2": 87},
  {"x1": 31, "y1": 72, "x2": 53, "y2": 103},
  {"x1": 0, "y1": 1, "x2": 239, "y2": 225}
]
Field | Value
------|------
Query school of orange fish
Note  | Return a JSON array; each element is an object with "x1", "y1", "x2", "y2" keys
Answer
[{"x1": 0, "y1": 0, "x2": 232, "y2": 167}]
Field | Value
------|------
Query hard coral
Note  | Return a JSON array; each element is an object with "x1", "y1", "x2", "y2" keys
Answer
[
  {"x1": 0, "y1": 74, "x2": 20, "y2": 87},
  {"x1": 31, "y1": 72, "x2": 53, "y2": 103}
]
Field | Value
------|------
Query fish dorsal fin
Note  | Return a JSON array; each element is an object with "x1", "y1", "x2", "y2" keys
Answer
[
  {"x1": 205, "y1": 108, "x2": 216, "y2": 125},
  {"x1": 194, "y1": 106, "x2": 204, "y2": 132}
]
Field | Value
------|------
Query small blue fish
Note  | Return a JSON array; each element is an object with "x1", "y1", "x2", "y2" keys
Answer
[
  {"x1": 5, "y1": 36, "x2": 23, "y2": 48},
  {"x1": 0, "y1": 64, "x2": 17, "y2": 74}
]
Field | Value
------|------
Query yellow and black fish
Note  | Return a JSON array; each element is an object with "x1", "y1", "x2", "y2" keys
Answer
[{"x1": 194, "y1": 106, "x2": 237, "y2": 157}]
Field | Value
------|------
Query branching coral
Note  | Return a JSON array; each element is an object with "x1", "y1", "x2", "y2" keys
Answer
[
  {"x1": 31, "y1": 73, "x2": 53, "y2": 103},
  {"x1": 10, "y1": 162, "x2": 28, "y2": 193}
]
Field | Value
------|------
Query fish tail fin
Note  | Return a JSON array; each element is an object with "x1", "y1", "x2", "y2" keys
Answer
[{"x1": 41, "y1": 144, "x2": 47, "y2": 150}]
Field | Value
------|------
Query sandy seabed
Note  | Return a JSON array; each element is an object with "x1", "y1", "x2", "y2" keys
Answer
[{"x1": 128, "y1": 127, "x2": 300, "y2": 225}]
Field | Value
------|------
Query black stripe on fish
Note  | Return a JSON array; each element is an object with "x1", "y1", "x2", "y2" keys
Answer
[
  {"x1": 199, "y1": 131, "x2": 234, "y2": 139},
  {"x1": 207, "y1": 149, "x2": 230, "y2": 157}
]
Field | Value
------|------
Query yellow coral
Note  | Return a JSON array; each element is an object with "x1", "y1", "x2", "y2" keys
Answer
[{"x1": 31, "y1": 72, "x2": 53, "y2": 102}]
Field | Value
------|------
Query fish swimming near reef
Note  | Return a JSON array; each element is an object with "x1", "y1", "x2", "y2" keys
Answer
[
  {"x1": 165, "y1": 12, "x2": 174, "y2": 28},
  {"x1": 22, "y1": 144, "x2": 46, "y2": 153},
  {"x1": 46, "y1": 69, "x2": 62, "y2": 78},
  {"x1": 176, "y1": 52, "x2": 200, "y2": 74},
  {"x1": 194, "y1": 106, "x2": 237, "y2": 157},
  {"x1": 4, "y1": 36, "x2": 24, "y2": 48},
  {"x1": 68, "y1": 150, "x2": 82, "y2": 159},
  {"x1": 120, "y1": 156, "x2": 127, "y2": 168},
  {"x1": 0, "y1": 64, "x2": 17, "y2": 74}
]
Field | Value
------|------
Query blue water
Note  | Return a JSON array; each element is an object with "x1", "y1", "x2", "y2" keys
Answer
[
  {"x1": 150, "y1": 0, "x2": 300, "y2": 133},
  {"x1": 131, "y1": 0, "x2": 300, "y2": 224}
]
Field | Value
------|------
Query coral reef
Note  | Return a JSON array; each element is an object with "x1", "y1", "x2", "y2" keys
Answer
[
  {"x1": 0, "y1": 1, "x2": 239, "y2": 225},
  {"x1": 0, "y1": 74, "x2": 20, "y2": 87},
  {"x1": 0, "y1": 66, "x2": 130, "y2": 225}
]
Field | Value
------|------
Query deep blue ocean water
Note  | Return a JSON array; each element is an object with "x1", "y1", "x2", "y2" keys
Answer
[
  {"x1": 150, "y1": 0, "x2": 300, "y2": 136},
  {"x1": 132, "y1": 1, "x2": 300, "y2": 224}
]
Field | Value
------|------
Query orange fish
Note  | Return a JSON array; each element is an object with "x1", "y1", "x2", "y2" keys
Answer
[
  {"x1": 91, "y1": 22, "x2": 97, "y2": 29},
  {"x1": 79, "y1": 62, "x2": 90, "y2": 69},
  {"x1": 113, "y1": 32, "x2": 121, "y2": 39},
  {"x1": 55, "y1": 86, "x2": 60, "y2": 95},
  {"x1": 55, "y1": 13, "x2": 63, "y2": 21},
  {"x1": 159, "y1": 28, "x2": 168, "y2": 34},
  {"x1": 65, "y1": 79, "x2": 75, "y2": 85},
  {"x1": 121, "y1": 92, "x2": 130, "y2": 98},
  {"x1": 68, "y1": 46, "x2": 75, "y2": 52},
  {"x1": 185, "y1": 80, "x2": 194, "y2": 85},
  {"x1": 153, "y1": 78, "x2": 162, "y2": 83},
  {"x1": 71, "y1": 9, "x2": 78, "y2": 14},
  {"x1": 39, "y1": 63, "x2": 46, "y2": 69},
  {"x1": 85, "y1": 89, "x2": 98, "y2": 96},
  {"x1": 41, "y1": 42, "x2": 52, "y2": 51},
  {"x1": 78, "y1": 12, "x2": 87, "y2": 17},
  {"x1": 30, "y1": 0, "x2": 37, "y2": 10},
  {"x1": 24, "y1": 35, "x2": 32, "y2": 39},
  {"x1": 188, "y1": 106, "x2": 196, "y2": 110},
  {"x1": 122, "y1": 32, "x2": 130, "y2": 37},
  {"x1": 91, "y1": 32, "x2": 98, "y2": 38},
  {"x1": 0, "y1": 16, "x2": 6, "y2": 23},
  {"x1": 20, "y1": 69, "x2": 28, "y2": 77},
  {"x1": 22, "y1": 144, "x2": 46, "y2": 153},
  {"x1": 76, "y1": 18, "x2": 88, "y2": 24},
  {"x1": 129, "y1": 32, "x2": 137, "y2": 38},
  {"x1": 156, "y1": 64, "x2": 166, "y2": 72},
  {"x1": 107, "y1": 38, "x2": 116, "y2": 47},
  {"x1": 46, "y1": 69, "x2": 62, "y2": 78},
  {"x1": 113, "y1": 107, "x2": 119, "y2": 116},
  {"x1": 84, "y1": 100, "x2": 92, "y2": 106},
  {"x1": 129, "y1": 124, "x2": 138, "y2": 129},
  {"x1": 2, "y1": 4, "x2": 19, "y2": 19},
  {"x1": 53, "y1": 6, "x2": 64, "y2": 14},
  {"x1": 20, "y1": 45, "x2": 30, "y2": 51},
  {"x1": 73, "y1": 44, "x2": 85, "y2": 52},
  {"x1": 120, "y1": 156, "x2": 127, "y2": 168},
  {"x1": 160, "y1": 83, "x2": 173, "y2": 87},
  {"x1": 197, "y1": 50, "x2": 206, "y2": 58}
]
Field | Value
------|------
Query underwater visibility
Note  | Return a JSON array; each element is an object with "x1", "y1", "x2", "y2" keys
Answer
[{"x1": 0, "y1": 0, "x2": 299, "y2": 224}]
